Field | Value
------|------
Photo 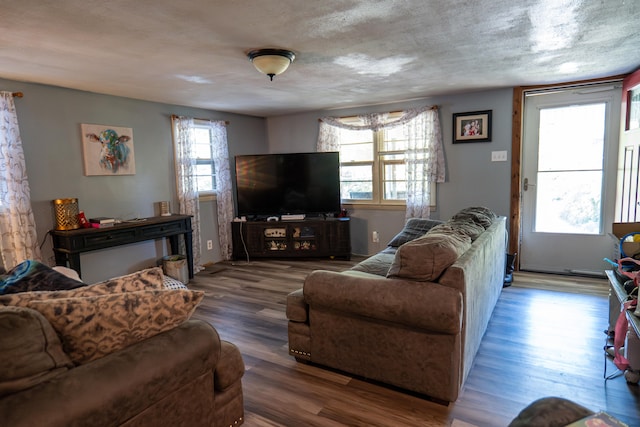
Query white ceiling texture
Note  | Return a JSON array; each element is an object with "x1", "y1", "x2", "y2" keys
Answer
[{"x1": 1, "y1": 0, "x2": 638, "y2": 117}]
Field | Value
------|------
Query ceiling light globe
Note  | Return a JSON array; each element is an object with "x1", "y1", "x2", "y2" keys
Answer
[{"x1": 248, "y1": 49, "x2": 295, "y2": 81}]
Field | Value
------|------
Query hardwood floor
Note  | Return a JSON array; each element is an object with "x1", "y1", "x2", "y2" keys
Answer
[{"x1": 188, "y1": 259, "x2": 640, "y2": 427}]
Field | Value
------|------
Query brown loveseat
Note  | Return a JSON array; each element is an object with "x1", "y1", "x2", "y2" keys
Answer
[
  {"x1": 286, "y1": 207, "x2": 506, "y2": 402},
  {"x1": 0, "y1": 266, "x2": 244, "y2": 427}
]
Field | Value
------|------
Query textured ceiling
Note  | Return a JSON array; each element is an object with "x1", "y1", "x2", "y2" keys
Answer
[{"x1": 1, "y1": 0, "x2": 638, "y2": 117}]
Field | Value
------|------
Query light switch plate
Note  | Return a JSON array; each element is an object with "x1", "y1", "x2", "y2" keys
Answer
[{"x1": 491, "y1": 150, "x2": 508, "y2": 162}]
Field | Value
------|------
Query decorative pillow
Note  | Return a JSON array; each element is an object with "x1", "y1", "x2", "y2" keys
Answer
[
  {"x1": 162, "y1": 274, "x2": 188, "y2": 290},
  {"x1": 0, "y1": 306, "x2": 73, "y2": 397},
  {"x1": 27, "y1": 289, "x2": 205, "y2": 364},
  {"x1": 387, "y1": 218, "x2": 445, "y2": 247},
  {"x1": 450, "y1": 206, "x2": 497, "y2": 229},
  {"x1": 0, "y1": 260, "x2": 85, "y2": 295},
  {"x1": 387, "y1": 231, "x2": 472, "y2": 281},
  {"x1": 90, "y1": 266, "x2": 165, "y2": 292},
  {"x1": 0, "y1": 267, "x2": 165, "y2": 307}
]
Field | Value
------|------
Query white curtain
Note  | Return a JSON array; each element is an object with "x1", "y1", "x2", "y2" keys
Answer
[
  {"x1": 317, "y1": 106, "x2": 445, "y2": 218},
  {"x1": 0, "y1": 91, "x2": 42, "y2": 268},
  {"x1": 171, "y1": 116, "x2": 234, "y2": 269},
  {"x1": 316, "y1": 122, "x2": 341, "y2": 152},
  {"x1": 171, "y1": 116, "x2": 203, "y2": 274},
  {"x1": 208, "y1": 120, "x2": 234, "y2": 261},
  {"x1": 405, "y1": 108, "x2": 445, "y2": 218}
]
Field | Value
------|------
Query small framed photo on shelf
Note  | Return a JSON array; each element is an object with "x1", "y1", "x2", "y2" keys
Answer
[{"x1": 452, "y1": 110, "x2": 492, "y2": 143}]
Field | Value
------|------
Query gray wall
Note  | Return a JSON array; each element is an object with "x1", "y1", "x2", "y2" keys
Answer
[
  {"x1": 4, "y1": 75, "x2": 512, "y2": 279},
  {"x1": 266, "y1": 88, "x2": 513, "y2": 255},
  {"x1": 3, "y1": 78, "x2": 266, "y2": 283}
]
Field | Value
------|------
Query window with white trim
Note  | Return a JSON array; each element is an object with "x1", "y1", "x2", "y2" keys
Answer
[
  {"x1": 338, "y1": 115, "x2": 413, "y2": 205},
  {"x1": 193, "y1": 123, "x2": 217, "y2": 194}
]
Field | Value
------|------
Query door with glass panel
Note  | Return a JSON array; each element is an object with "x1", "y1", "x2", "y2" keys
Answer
[{"x1": 520, "y1": 85, "x2": 621, "y2": 275}]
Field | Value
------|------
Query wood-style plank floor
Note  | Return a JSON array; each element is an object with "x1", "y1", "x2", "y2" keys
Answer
[{"x1": 188, "y1": 259, "x2": 640, "y2": 427}]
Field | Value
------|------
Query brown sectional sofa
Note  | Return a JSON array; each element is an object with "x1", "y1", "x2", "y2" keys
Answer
[
  {"x1": 0, "y1": 267, "x2": 244, "y2": 427},
  {"x1": 286, "y1": 208, "x2": 506, "y2": 402}
]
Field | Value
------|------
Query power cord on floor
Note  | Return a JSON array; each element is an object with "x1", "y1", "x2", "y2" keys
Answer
[{"x1": 231, "y1": 220, "x2": 251, "y2": 265}]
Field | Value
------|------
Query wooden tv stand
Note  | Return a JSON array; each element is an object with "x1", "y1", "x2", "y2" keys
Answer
[{"x1": 231, "y1": 218, "x2": 350, "y2": 260}]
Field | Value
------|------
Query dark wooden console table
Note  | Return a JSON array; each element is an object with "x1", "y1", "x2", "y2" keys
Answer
[{"x1": 51, "y1": 215, "x2": 193, "y2": 279}]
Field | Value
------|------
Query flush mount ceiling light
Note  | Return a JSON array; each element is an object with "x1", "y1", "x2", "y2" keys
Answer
[{"x1": 247, "y1": 48, "x2": 295, "y2": 81}]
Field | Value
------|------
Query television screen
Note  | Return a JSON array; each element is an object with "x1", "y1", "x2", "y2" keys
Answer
[{"x1": 235, "y1": 152, "x2": 341, "y2": 218}]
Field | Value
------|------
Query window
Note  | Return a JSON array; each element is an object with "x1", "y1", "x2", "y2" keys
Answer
[
  {"x1": 338, "y1": 115, "x2": 410, "y2": 205},
  {"x1": 320, "y1": 107, "x2": 442, "y2": 214},
  {"x1": 193, "y1": 122, "x2": 216, "y2": 194}
]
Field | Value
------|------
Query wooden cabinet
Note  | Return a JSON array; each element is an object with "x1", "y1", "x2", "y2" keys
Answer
[{"x1": 231, "y1": 218, "x2": 350, "y2": 260}]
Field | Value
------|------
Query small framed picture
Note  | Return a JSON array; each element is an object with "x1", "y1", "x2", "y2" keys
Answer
[{"x1": 452, "y1": 110, "x2": 492, "y2": 143}]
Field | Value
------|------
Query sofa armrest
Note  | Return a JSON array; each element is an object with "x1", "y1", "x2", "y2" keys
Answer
[
  {"x1": 214, "y1": 340, "x2": 245, "y2": 391},
  {"x1": 303, "y1": 270, "x2": 462, "y2": 334},
  {"x1": 286, "y1": 288, "x2": 308, "y2": 322},
  {"x1": 0, "y1": 320, "x2": 220, "y2": 427}
]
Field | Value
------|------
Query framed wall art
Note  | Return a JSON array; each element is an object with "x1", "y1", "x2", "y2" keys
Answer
[
  {"x1": 452, "y1": 110, "x2": 492, "y2": 143},
  {"x1": 81, "y1": 124, "x2": 136, "y2": 176}
]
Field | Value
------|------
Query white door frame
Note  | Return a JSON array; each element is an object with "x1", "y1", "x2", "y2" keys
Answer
[
  {"x1": 520, "y1": 85, "x2": 621, "y2": 274},
  {"x1": 508, "y1": 76, "x2": 626, "y2": 271}
]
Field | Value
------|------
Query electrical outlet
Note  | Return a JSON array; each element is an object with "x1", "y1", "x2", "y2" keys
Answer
[
  {"x1": 372, "y1": 231, "x2": 379, "y2": 243},
  {"x1": 207, "y1": 240, "x2": 213, "y2": 250}
]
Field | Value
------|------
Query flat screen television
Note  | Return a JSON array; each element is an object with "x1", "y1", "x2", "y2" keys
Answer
[{"x1": 234, "y1": 152, "x2": 341, "y2": 218}]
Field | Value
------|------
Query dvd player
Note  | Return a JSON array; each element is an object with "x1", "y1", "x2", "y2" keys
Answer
[{"x1": 281, "y1": 214, "x2": 306, "y2": 221}]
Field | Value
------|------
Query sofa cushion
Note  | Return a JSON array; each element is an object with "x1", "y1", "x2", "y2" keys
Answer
[
  {"x1": 26, "y1": 289, "x2": 204, "y2": 364},
  {"x1": 387, "y1": 218, "x2": 445, "y2": 247},
  {"x1": 0, "y1": 267, "x2": 165, "y2": 307},
  {"x1": 431, "y1": 219, "x2": 486, "y2": 241},
  {"x1": 451, "y1": 206, "x2": 497, "y2": 229},
  {"x1": 0, "y1": 306, "x2": 73, "y2": 397},
  {"x1": 387, "y1": 231, "x2": 472, "y2": 281},
  {"x1": 0, "y1": 260, "x2": 85, "y2": 295},
  {"x1": 350, "y1": 252, "x2": 396, "y2": 277}
]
